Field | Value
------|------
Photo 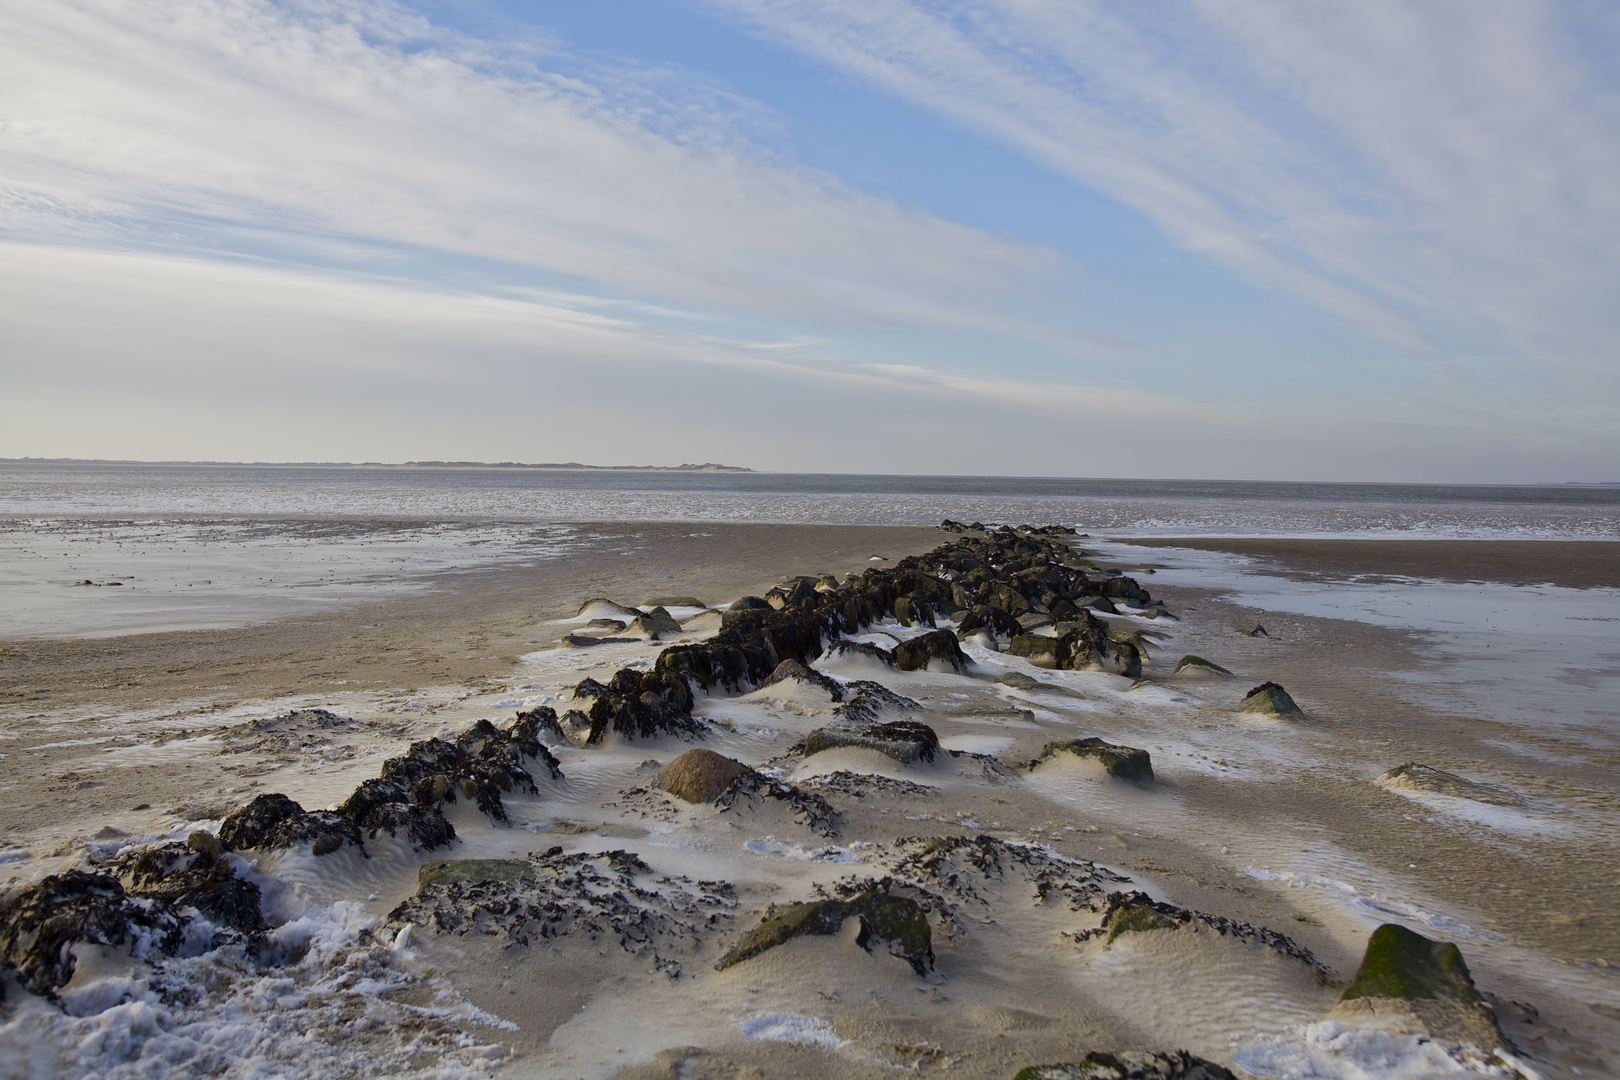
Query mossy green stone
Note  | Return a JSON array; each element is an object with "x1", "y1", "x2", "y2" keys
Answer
[
  {"x1": 1105, "y1": 901, "x2": 1178, "y2": 941},
  {"x1": 716, "y1": 891, "x2": 932, "y2": 974},
  {"x1": 1240, "y1": 681, "x2": 1302, "y2": 716},
  {"x1": 1174, "y1": 654, "x2": 1233, "y2": 676},
  {"x1": 1342, "y1": 923, "x2": 1483, "y2": 1005},
  {"x1": 417, "y1": 859, "x2": 533, "y2": 890}
]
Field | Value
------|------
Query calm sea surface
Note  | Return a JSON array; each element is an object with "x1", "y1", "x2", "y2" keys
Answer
[{"x1": 2, "y1": 463, "x2": 1617, "y2": 638}]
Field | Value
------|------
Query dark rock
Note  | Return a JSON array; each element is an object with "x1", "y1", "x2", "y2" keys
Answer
[
  {"x1": 113, "y1": 842, "x2": 266, "y2": 946},
  {"x1": 891, "y1": 628, "x2": 969, "y2": 673},
  {"x1": 658, "y1": 749, "x2": 755, "y2": 803},
  {"x1": 757, "y1": 659, "x2": 846, "y2": 700},
  {"x1": 644, "y1": 596, "x2": 705, "y2": 609},
  {"x1": 1037, "y1": 738, "x2": 1154, "y2": 782},
  {"x1": 822, "y1": 640, "x2": 894, "y2": 668},
  {"x1": 729, "y1": 595, "x2": 772, "y2": 611},
  {"x1": 0, "y1": 871, "x2": 184, "y2": 998},
  {"x1": 1247, "y1": 624, "x2": 1269, "y2": 637},
  {"x1": 1009, "y1": 633, "x2": 1062, "y2": 668},
  {"x1": 1240, "y1": 681, "x2": 1302, "y2": 716},
  {"x1": 716, "y1": 889, "x2": 932, "y2": 975},
  {"x1": 1015, "y1": 1051, "x2": 1235, "y2": 1080},
  {"x1": 219, "y1": 793, "x2": 366, "y2": 855},
  {"x1": 802, "y1": 716, "x2": 939, "y2": 766}
]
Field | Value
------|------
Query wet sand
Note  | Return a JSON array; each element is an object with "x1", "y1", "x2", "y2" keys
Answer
[
  {"x1": 2, "y1": 526, "x2": 1617, "y2": 1078},
  {"x1": 1118, "y1": 538, "x2": 1620, "y2": 589}
]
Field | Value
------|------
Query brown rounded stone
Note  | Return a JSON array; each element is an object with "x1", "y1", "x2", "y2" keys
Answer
[{"x1": 657, "y1": 748, "x2": 753, "y2": 803}]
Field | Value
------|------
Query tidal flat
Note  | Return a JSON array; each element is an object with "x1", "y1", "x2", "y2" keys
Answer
[{"x1": 0, "y1": 523, "x2": 1615, "y2": 1079}]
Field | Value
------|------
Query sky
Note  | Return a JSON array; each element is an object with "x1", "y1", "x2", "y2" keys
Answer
[{"x1": 1, "y1": 0, "x2": 1616, "y2": 481}]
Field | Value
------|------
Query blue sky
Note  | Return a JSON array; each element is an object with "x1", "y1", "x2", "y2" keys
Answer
[{"x1": 1, "y1": 0, "x2": 1615, "y2": 480}]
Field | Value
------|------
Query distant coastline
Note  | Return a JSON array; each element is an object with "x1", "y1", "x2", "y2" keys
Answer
[{"x1": 0, "y1": 457, "x2": 752, "y2": 472}]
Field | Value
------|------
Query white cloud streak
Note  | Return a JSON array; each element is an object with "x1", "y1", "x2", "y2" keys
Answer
[
  {"x1": 4, "y1": 243, "x2": 1604, "y2": 481},
  {"x1": 0, "y1": 0, "x2": 1054, "y2": 330},
  {"x1": 712, "y1": 0, "x2": 1620, "y2": 368}
]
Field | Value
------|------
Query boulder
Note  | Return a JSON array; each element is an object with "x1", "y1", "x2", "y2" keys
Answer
[
  {"x1": 1173, "y1": 655, "x2": 1232, "y2": 677},
  {"x1": 891, "y1": 628, "x2": 969, "y2": 673},
  {"x1": 658, "y1": 749, "x2": 756, "y2": 803},
  {"x1": 716, "y1": 889, "x2": 933, "y2": 975},
  {"x1": 114, "y1": 842, "x2": 266, "y2": 946},
  {"x1": 957, "y1": 603, "x2": 1021, "y2": 638},
  {"x1": 1038, "y1": 738, "x2": 1154, "y2": 782},
  {"x1": 1008, "y1": 633, "x2": 1062, "y2": 669},
  {"x1": 1239, "y1": 681, "x2": 1302, "y2": 716},
  {"x1": 1377, "y1": 763, "x2": 1523, "y2": 807},
  {"x1": 576, "y1": 598, "x2": 641, "y2": 620},
  {"x1": 626, "y1": 606, "x2": 682, "y2": 638},
  {"x1": 0, "y1": 870, "x2": 185, "y2": 998},
  {"x1": 219, "y1": 793, "x2": 366, "y2": 856},
  {"x1": 1014, "y1": 1052, "x2": 1234, "y2": 1080},
  {"x1": 755, "y1": 658, "x2": 846, "y2": 701},
  {"x1": 729, "y1": 595, "x2": 773, "y2": 611},
  {"x1": 821, "y1": 639, "x2": 895, "y2": 668},
  {"x1": 802, "y1": 718, "x2": 940, "y2": 766},
  {"x1": 1328, "y1": 923, "x2": 1504, "y2": 1046}
]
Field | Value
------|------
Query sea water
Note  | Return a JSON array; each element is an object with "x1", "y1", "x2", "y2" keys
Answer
[{"x1": 3, "y1": 462, "x2": 1616, "y2": 639}]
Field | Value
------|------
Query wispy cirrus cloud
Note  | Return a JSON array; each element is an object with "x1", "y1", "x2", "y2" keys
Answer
[
  {"x1": 0, "y1": 0, "x2": 1055, "y2": 331},
  {"x1": 710, "y1": 0, "x2": 1620, "y2": 369}
]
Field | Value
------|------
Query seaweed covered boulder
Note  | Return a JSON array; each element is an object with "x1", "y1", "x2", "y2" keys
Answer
[
  {"x1": 891, "y1": 628, "x2": 969, "y2": 673},
  {"x1": 716, "y1": 889, "x2": 933, "y2": 975},
  {"x1": 1037, "y1": 738, "x2": 1154, "y2": 782},
  {"x1": 957, "y1": 604, "x2": 1022, "y2": 640},
  {"x1": 1328, "y1": 923, "x2": 1504, "y2": 1045},
  {"x1": 1239, "y1": 681, "x2": 1303, "y2": 716},
  {"x1": 0, "y1": 870, "x2": 185, "y2": 998},
  {"x1": 802, "y1": 719, "x2": 940, "y2": 766},
  {"x1": 569, "y1": 669, "x2": 703, "y2": 744},
  {"x1": 417, "y1": 859, "x2": 534, "y2": 889},
  {"x1": 219, "y1": 792, "x2": 366, "y2": 856},
  {"x1": 658, "y1": 748, "x2": 755, "y2": 803},
  {"x1": 114, "y1": 841, "x2": 267, "y2": 947},
  {"x1": 1015, "y1": 1051, "x2": 1234, "y2": 1080}
]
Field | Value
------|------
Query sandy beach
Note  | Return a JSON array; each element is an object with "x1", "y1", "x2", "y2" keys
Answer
[{"x1": 1, "y1": 526, "x2": 1615, "y2": 1078}]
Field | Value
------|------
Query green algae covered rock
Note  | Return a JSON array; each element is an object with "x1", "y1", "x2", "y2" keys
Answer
[
  {"x1": 1239, "y1": 681, "x2": 1302, "y2": 716},
  {"x1": 1341, "y1": 923, "x2": 1483, "y2": 1005},
  {"x1": 417, "y1": 859, "x2": 533, "y2": 890},
  {"x1": 1014, "y1": 1050, "x2": 1234, "y2": 1080},
  {"x1": 716, "y1": 889, "x2": 933, "y2": 975},
  {"x1": 1038, "y1": 738, "x2": 1154, "y2": 782},
  {"x1": 1173, "y1": 655, "x2": 1232, "y2": 677},
  {"x1": 995, "y1": 671, "x2": 1083, "y2": 697},
  {"x1": 1103, "y1": 895, "x2": 1180, "y2": 941}
]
